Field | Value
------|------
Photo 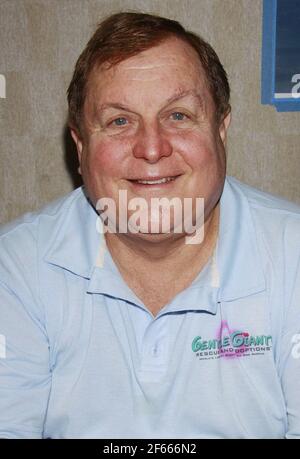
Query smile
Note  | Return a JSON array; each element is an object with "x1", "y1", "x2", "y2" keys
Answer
[
  {"x1": 129, "y1": 175, "x2": 181, "y2": 185},
  {"x1": 136, "y1": 177, "x2": 176, "y2": 185}
]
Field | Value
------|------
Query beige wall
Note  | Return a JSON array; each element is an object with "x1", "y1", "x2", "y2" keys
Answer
[{"x1": 0, "y1": 0, "x2": 299, "y2": 224}]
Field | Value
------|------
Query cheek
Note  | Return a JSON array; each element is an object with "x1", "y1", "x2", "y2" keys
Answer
[
  {"x1": 171, "y1": 130, "x2": 226, "y2": 205},
  {"x1": 84, "y1": 137, "x2": 130, "y2": 178},
  {"x1": 80, "y1": 137, "x2": 132, "y2": 204},
  {"x1": 171, "y1": 130, "x2": 221, "y2": 169}
]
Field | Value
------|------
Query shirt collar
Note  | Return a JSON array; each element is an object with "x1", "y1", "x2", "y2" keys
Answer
[
  {"x1": 217, "y1": 176, "x2": 266, "y2": 301},
  {"x1": 44, "y1": 177, "x2": 266, "y2": 310},
  {"x1": 87, "y1": 237, "x2": 220, "y2": 316},
  {"x1": 44, "y1": 187, "x2": 101, "y2": 278}
]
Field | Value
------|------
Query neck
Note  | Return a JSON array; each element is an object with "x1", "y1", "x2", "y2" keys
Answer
[{"x1": 104, "y1": 203, "x2": 220, "y2": 278}]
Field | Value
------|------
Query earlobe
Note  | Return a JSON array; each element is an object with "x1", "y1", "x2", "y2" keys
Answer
[
  {"x1": 70, "y1": 128, "x2": 83, "y2": 156},
  {"x1": 219, "y1": 111, "x2": 231, "y2": 145},
  {"x1": 70, "y1": 127, "x2": 84, "y2": 175}
]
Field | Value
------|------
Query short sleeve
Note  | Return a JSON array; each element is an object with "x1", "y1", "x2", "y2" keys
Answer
[
  {"x1": 0, "y1": 229, "x2": 51, "y2": 439},
  {"x1": 278, "y1": 250, "x2": 300, "y2": 438}
]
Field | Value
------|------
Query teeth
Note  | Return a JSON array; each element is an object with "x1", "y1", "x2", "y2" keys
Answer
[{"x1": 136, "y1": 177, "x2": 176, "y2": 185}]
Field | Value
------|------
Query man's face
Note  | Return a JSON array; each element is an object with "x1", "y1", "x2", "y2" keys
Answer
[{"x1": 71, "y1": 37, "x2": 230, "y2": 239}]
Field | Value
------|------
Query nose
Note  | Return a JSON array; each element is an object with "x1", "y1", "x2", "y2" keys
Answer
[{"x1": 132, "y1": 122, "x2": 172, "y2": 163}]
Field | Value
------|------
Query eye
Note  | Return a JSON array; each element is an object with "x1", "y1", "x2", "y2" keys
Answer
[
  {"x1": 170, "y1": 112, "x2": 188, "y2": 121},
  {"x1": 112, "y1": 117, "x2": 128, "y2": 126}
]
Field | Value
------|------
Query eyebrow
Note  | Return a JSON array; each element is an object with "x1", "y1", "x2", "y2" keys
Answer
[
  {"x1": 165, "y1": 89, "x2": 205, "y2": 109},
  {"x1": 97, "y1": 89, "x2": 205, "y2": 114}
]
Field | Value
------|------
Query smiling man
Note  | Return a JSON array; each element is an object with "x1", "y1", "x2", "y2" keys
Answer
[
  {"x1": 0, "y1": 12, "x2": 299, "y2": 439},
  {"x1": 70, "y1": 27, "x2": 229, "y2": 316}
]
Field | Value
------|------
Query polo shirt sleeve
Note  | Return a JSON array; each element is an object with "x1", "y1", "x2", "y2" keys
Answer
[
  {"x1": 0, "y1": 227, "x2": 51, "y2": 439},
  {"x1": 278, "y1": 223, "x2": 300, "y2": 439}
]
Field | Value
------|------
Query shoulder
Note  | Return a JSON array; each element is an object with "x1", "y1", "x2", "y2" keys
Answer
[
  {"x1": 0, "y1": 187, "x2": 85, "y2": 240},
  {"x1": 226, "y1": 176, "x2": 300, "y2": 266},
  {"x1": 0, "y1": 187, "x2": 86, "y2": 283},
  {"x1": 227, "y1": 176, "x2": 300, "y2": 230},
  {"x1": 227, "y1": 176, "x2": 300, "y2": 216}
]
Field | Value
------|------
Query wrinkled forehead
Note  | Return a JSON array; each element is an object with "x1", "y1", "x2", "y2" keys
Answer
[{"x1": 84, "y1": 37, "x2": 214, "y2": 113}]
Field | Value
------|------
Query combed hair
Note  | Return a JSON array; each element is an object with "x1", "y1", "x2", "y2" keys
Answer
[{"x1": 67, "y1": 11, "x2": 230, "y2": 133}]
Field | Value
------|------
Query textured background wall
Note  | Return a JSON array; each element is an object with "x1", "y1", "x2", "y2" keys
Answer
[{"x1": 0, "y1": 0, "x2": 299, "y2": 224}]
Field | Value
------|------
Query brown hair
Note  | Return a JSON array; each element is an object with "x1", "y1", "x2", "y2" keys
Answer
[{"x1": 67, "y1": 11, "x2": 230, "y2": 133}]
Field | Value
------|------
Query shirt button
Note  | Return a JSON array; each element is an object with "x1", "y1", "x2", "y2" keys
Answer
[{"x1": 151, "y1": 345, "x2": 159, "y2": 356}]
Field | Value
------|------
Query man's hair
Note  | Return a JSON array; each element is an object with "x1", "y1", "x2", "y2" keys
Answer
[{"x1": 67, "y1": 11, "x2": 230, "y2": 133}]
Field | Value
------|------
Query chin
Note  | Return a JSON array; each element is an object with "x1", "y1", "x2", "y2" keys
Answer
[{"x1": 123, "y1": 230, "x2": 184, "y2": 244}]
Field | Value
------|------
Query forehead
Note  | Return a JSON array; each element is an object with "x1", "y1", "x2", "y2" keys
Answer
[{"x1": 85, "y1": 37, "x2": 212, "y2": 109}]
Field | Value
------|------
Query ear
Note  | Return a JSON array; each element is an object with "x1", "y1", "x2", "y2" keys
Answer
[
  {"x1": 218, "y1": 111, "x2": 231, "y2": 146},
  {"x1": 70, "y1": 127, "x2": 84, "y2": 175}
]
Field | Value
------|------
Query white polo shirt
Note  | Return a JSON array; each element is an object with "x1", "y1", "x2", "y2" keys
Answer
[{"x1": 0, "y1": 176, "x2": 299, "y2": 438}]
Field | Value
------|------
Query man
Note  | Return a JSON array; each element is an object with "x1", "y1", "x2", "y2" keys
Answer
[{"x1": 0, "y1": 12, "x2": 299, "y2": 439}]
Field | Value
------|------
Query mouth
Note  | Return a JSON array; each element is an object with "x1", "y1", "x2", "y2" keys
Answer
[{"x1": 127, "y1": 175, "x2": 182, "y2": 186}]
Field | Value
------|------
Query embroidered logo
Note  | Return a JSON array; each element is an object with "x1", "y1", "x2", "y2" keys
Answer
[{"x1": 192, "y1": 321, "x2": 272, "y2": 361}]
